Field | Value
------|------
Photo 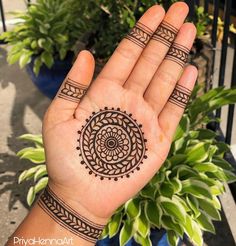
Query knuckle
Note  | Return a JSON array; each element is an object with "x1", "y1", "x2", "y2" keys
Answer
[
  {"x1": 155, "y1": 69, "x2": 177, "y2": 86},
  {"x1": 115, "y1": 41, "x2": 140, "y2": 60},
  {"x1": 141, "y1": 51, "x2": 163, "y2": 67}
]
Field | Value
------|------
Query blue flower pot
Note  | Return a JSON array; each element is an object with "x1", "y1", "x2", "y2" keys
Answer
[
  {"x1": 26, "y1": 52, "x2": 74, "y2": 99},
  {"x1": 96, "y1": 229, "x2": 170, "y2": 246}
]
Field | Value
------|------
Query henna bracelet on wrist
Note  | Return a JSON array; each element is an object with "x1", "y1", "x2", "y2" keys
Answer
[{"x1": 38, "y1": 186, "x2": 105, "y2": 243}]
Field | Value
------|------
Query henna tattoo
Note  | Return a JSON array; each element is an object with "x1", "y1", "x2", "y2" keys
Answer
[
  {"x1": 125, "y1": 22, "x2": 153, "y2": 48},
  {"x1": 38, "y1": 186, "x2": 104, "y2": 243},
  {"x1": 58, "y1": 78, "x2": 88, "y2": 103},
  {"x1": 77, "y1": 108, "x2": 147, "y2": 180},
  {"x1": 168, "y1": 84, "x2": 191, "y2": 108},
  {"x1": 166, "y1": 43, "x2": 190, "y2": 67},
  {"x1": 152, "y1": 21, "x2": 178, "y2": 47}
]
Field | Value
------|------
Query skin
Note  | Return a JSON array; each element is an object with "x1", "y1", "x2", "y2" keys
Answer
[{"x1": 7, "y1": 2, "x2": 198, "y2": 246}]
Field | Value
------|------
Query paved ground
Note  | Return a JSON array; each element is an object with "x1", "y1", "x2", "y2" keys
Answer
[{"x1": 0, "y1": 1, "x2": 236, "y2": 246}]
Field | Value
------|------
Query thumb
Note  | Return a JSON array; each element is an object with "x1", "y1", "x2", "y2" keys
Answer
[{"x1": 45, "y1": 50, "x2": 95, "y2": 126}]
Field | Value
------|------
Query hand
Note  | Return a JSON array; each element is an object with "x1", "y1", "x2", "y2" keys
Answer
[{"x1": 42, "y1": 1, "x2": 197, "y2": 242}]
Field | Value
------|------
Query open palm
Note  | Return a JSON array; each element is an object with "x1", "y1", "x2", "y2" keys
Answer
[{"x1": 43, "y1": 2, "x2": 197, "y2": 221}]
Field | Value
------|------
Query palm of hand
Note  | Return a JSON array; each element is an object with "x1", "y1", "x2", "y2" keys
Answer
[
  {"x1": 44, "y1": 80, "x2": 170, "y2": 217},
  {"x1": 43, "y1": 3, "x2": 197, "y2": 219}
]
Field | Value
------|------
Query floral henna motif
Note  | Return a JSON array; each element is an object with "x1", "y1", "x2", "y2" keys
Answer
[
  {"x1": 58, "y1": 78, "x2": 88, "y2": 103},
  {"x1": 76, "y1": 108, "x2": 147, "y2": 181},
  {"x1": 166, "y1": 43, "x2": 190, "y2": 67},
  {"x1": 168, "y1": 84, "x2": 191, "y2": 108},
  {"x1": 125, "y1": 22, "x2": 153, "y2": 48},
  {"x1": 38, "y1": 186, "x2": 104, "y2": 243},
  {"x1": 152, "y1": 21, "x2": 178, "y2": 47}
]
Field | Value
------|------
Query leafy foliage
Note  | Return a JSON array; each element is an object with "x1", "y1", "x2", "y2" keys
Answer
[
  {"x1": 17, "y1": 86, "x2": 236, "y2": 245},
  {"x1": 0, "y1": 0, "x2": 89, "y2": 75}
]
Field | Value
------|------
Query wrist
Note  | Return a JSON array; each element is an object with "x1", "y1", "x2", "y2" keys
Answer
[{"x1": 38, "y1": 183, "x2": 108, "y2": 244}]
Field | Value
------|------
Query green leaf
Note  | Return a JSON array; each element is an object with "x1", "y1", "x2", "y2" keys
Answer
[
  {"x1": 210, "y1": 169, "x2": 236, "y2": 183},
  {"x1": 17, "y1": 147, "x2": 45, "y2": 163},
  {"x1": 185, "y1": 142, "x2": 210, "y2": 163},
  {"x1": 169, "y1": 154, "x2": 186, "y2": 166},
  {"x1": 193, "y1": 162, "x2": 219, "y2": 173},
  {"x1": 41, "y1": 51, "x2": 54, "y2": 68},
  {"x1": 191, "y1": 129, "x2": 217, "y2": 140},
  {"x1": 185, "y1": 195, "x2": 200, "y2": 217},
  {"x1": 212, "y1": 157, "x2": 234, "y2": 170},
  {"x1": 134, "y1": 210, "x2": 150, "y2": 238},
  {"x1": 170, "y1": 177, "x2": 182, "y2": 193},
  {"x1": 161, "y1": 216, "x2": 184, "y2": 237},
  {"x1": 184, "y1": 215, "x2": 203, "y2": 246},
  {"x1": 196, "y1": 212, "x2": 215, "y2": 233},
  {"x1": 125, "y1": 198, "x2": 141, "y2": 219},
  {"x1": 100, "y1": 225, "x2": 109, "y2": 239},
  {"x1": 34, "y1": 177, "x2": 48, "y2": 193},
  {"x1": 160, "y1": 182, "x2": 175, "y2": 198},
  {"x1": 159, "y1": 196, "x2": 187, "y2": 223},
  {"x1": 140, "y1": 185, "x2": 156, "y2": 200},
  {"x1": 34, "y1": 165, "x2": 47, "y2": 182},
  {"x1": 173, "y1": 115, "x2": 190, "y2": 141},
  {"x1": 174, "y1": 165, "x2": 199, "y2": 179},
  {"x1": 119, "y1": 220, "x2": 134, "y2": 246},
  {"x1": 33, "y1": 56, "x2": 42, "y2": 76},
  {"x1": 144, "y1": 200, "x2": 162, "y2": 228},
  {"x1": 19, "y1": 51, "x2": 32, "y2": 68},
  {"x1": 7, "y1": 52, "x2": 22, "y2": 64},
  {"x1": 18, "y1": 134, "x2": 43, "y2": 146},
  {"x1": 180, "y1": 179, "x2": 212, "y2": 199},
  {"x1": 27, "y1": 186, "x2": 35, "y2": 206},
  {"x1": 108, "y1": 212, "x2": 123, "y2": 238},
  {"x1": 59, "y1": 47, "x2": 68, "y2": 60},
  {"x1": 18, "y1": 165, "x2": 44, "y2": 183},
  {"x1": 197, "y1": 198, "x2": 221, "y2": 220},
  {"x1": 133, "y1": 232, "x2": 152, "y2": 246},
  {"x1": 167, "y1": 230, "x2": 179, "y2": 246},
  {"x1": 150, "y1": 171, "x2": 165, "y2": 185}
]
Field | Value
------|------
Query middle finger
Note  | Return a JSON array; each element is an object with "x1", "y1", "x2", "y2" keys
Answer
[{"x1": 124, "y1": 2, "x2": 189, "y2": 94}]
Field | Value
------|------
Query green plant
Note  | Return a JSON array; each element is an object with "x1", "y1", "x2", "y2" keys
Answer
[
  {"x1": 81, "y1": 0, "x2": 177, "y2": 60},
  {"x1": 193, "y1": 6, "x2": 210, "y2": 38},
  {"x1": 17, "y1": 86, "x2": 236, "y2": 246},
  {"x1": 0, "y1": 0, "x2": 88, "y2": 75}
]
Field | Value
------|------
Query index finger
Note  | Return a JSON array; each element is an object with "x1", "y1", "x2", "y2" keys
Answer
[{"x1": 95, "y1": 5, "x2": 165, "y2": 86}]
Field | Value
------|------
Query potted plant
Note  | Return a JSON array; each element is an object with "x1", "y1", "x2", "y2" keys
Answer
[
  {"x1": 17, "y1": 85, "x2": 236, "y2": 246},
  {"x1": 0, "y1": 0, "x2": 89, "y2": 98}
]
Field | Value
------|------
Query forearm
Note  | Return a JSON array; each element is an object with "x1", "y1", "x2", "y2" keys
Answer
[{"x1": 7, "y1": 186, "x2": 108, "y2": 246}]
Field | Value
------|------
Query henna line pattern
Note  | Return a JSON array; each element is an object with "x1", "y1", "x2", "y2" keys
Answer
[
  {"x1": 152, "y1": 21, "x2": 178, "y2": 47},
  {"x1": 168, "y1": 84, "x2": 191, "y2": 108},
  {"x1": 38, "y1": 186, "x2": 104, "y2": 243},
  {"x1": 58, "y1": 78, "x2": 88, "y2": 103},
  {"x1": 77, "y1": 108, "x2": 147, "y2": 180},
  {"x1": 125, "y1": 22, "x2": 153, "y2": 48},
  {"x1": 166, "y1": 43, "x2": 190, "y2": 67}
]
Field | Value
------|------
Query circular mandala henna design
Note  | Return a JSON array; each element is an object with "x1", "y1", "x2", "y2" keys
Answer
[{"x1": 77, "y1": 108, "x2": 147, "y2": 181}]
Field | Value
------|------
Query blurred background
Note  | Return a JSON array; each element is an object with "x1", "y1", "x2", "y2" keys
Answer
[{"x1": 0, "y1": 0, "x2": 236, "y2": 245}]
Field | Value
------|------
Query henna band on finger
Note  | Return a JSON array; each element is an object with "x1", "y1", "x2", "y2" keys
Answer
[
  {"x1": 166, "y1": 43, "x2": 190, "y2": 67},
  {"x1": 38, "y1": 186, "x2": 105, "y2": 243},
  {"x1": 152, "y1": 21, "x2": 178, "y2": 47},
  {"x1": 76, "y1": 108, "x2": 147, "y2": 181},
  {"x1": 168, "y1": 84, "x2": 191, "y2": 108},
  {"x1": 58, "y1": 78, "x2": 88, "y2": 103},
  {"x1": 125, "y1": 22, "x2": 153, "y2": 48}
]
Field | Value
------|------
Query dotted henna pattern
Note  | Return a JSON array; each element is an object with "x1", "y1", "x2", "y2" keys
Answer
[
  {"x1": 77, "y1": 108, "x2": 147, "y2": 180},
  {"x1": 125, "y1": 22, "x2": 153, "y2": 48}
]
